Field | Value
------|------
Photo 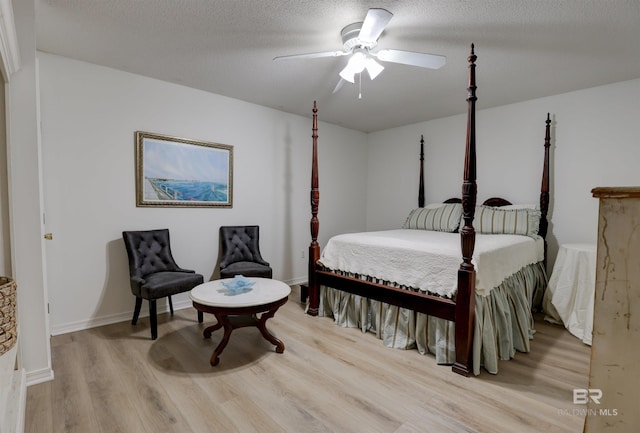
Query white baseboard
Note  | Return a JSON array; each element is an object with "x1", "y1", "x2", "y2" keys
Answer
[
  {"x1": 25, "y1": 366, "x2": 54, "y2": 386},
  {"x1": 51, "y1": 310, "x2": 138, "y2": 336},
  {"x1": 286, "y1": 277, "x2": 307, "y2": 286},
  {"x1": 50, "y1": 299, "x2": 191, "y2": 336},
  {"x1": 50, "y1": 278, "x2": 307, "y2": 336}
]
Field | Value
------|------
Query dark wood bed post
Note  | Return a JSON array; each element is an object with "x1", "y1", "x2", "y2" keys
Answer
[
  {"x1": 452, "y1": 44, "x2": 478, "y2": 377},
  {"x1": 539, "y1": 113, "x2": 551, "y2": 266},
  {"x1": 419, "y1": 135, "x2": 425, "y2": 207},
  {"x1": 307, "y1": 101, "x2": 320, "y2": 316}
]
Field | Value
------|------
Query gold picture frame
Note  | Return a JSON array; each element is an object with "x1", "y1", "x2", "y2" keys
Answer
[{"x1": 135, "y1": 131, "x2": 233, "y2": 207}]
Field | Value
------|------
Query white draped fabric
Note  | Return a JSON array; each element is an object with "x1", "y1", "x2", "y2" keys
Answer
[{"x1": 543, "y1": 243, "x2": 596, "y2": 345}]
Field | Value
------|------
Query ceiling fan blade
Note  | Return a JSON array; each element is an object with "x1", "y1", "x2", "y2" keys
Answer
[
  {"x1": 273, "y1": 50, "x2": 348, "y2": 61},
  {"x1": 358, "y1": 8, "x2": 393, "y2": 44},
  {"x1": 375, "y1": 49, "x2": 446, "y2": 69},
  {"x1": 332, "y1": 78, "x2": 346, "y2": 94}
]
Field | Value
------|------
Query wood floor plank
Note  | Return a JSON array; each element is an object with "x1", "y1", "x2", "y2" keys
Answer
[
  {"x1": 72, "y1": 329, "x2": 151, "y2": 433},
  {"x1": 49, "y1": 337, "x2": 102, "y2": 433},
  {"x1": 97, "y1": 327, "x2": 200, "y2": 432},
  {"x1": 126, "y1": 319, "x2": 243, "y2": 432},
  {"x1": 25, "y1": 286, "x2": 591, "y2": 433}
]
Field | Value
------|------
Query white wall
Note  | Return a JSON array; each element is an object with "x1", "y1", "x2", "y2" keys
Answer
[
  {"x1": 366, "y1": 78, "x2": 640, "y2": 270},
  {"x1": 31, "y1": 47, "x2": 640, "y2": 364},
  {"x1": 37, "y1": 52, "x2": 367, "y2": 334},
  {"x1": 38, "y1": 50, "x2": 640, "y2": 335}
]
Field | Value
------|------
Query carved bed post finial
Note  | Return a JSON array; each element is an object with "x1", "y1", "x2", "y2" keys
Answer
[
  {"x1": 307, "y1": 101, "x2": 320, "y2": 315},
  {"x1": 419, "y1": 135, "x2": 425, "y2": 207},
  {"x1": 461, "y1": 43, "x2": 477, "y2": 267},
  {"x1": 539, "y1": 113, "x2": 551, "y2": 265},
  {"x1": 453, "y1": 43, "x2": 477, "y2": 377}
]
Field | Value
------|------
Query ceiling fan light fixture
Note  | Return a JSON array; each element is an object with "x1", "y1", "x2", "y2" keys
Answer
[
  {"x1": 339, "y1": 51, "x2": 366, "y2": 83},
  {"x1": 338, "y1": 67, "x2": 356, "y2": 84},
  {"x1": 348, "y1": 51, "x2": 367, "y2": 73},
  {"x1": 340, "y1": 51, "x2": 384, "y2": 83},
  {"x1": 365, "y1": 57, "x2": 384, "y2": 80}
]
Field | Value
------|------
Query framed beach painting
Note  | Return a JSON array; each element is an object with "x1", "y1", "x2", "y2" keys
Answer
[{"x1": 135, "y1": 131, "x2": 233, "y2": 207}]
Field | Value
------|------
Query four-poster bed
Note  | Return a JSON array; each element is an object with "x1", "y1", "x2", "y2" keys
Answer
[{"x1": 305, "y1": 45, "x2": 552, "y2": 376}]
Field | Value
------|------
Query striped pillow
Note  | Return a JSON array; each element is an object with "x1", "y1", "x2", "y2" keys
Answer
[
  {"x1": 474, "y1": 205, "x2": 541, "y2": 237},
  {"x1": 403, "y1": 203, "x2": 463, "y2": 232}
]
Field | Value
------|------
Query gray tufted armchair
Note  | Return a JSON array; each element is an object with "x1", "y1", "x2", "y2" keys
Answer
[
  {"x1": 122, "y1": 229, "x2": 204, "y2": 339},
  {"x1": 219, "y1": 225, "x2": 272, "y2": 279}
]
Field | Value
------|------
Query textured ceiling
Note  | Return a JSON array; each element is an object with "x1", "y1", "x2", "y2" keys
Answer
[{"x1": 35, "y1": 0, "x2": 640, "y2": 132}]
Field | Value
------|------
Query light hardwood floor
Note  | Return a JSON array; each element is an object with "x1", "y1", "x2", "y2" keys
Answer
[{"x1": 25, "y1": 286, "x2": 590, "y2": 433}]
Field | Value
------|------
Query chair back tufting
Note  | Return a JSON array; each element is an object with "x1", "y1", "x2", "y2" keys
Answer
[
  {"x1": 219, "y1": 225, "x2": 269, "y2": 268},
  {"x1": 123, "y1": 229, "x2": 181, "y2": 279}
]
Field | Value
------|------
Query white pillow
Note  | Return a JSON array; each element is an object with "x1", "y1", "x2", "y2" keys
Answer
[{"x1": 403, "y1": 203, "x2": 463, "y2": 232}]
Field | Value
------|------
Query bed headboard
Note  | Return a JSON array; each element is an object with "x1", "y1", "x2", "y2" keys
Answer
[{"x1": 419, "y1": 113, "x2": 552, "y2": 242}]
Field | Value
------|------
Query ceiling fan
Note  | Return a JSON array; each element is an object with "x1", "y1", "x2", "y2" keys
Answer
[{"x1": 274, "y1": 8, "x2": 446, "y2": 93}]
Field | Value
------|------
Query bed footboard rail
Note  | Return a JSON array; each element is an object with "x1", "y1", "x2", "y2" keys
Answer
[{"x1": 316, "y1": 270, "x2": 456, "y2": 320}]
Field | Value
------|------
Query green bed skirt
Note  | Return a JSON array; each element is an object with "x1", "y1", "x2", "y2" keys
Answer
[{"x1": 316, "y1": 261, "x2": 547, "y2": 375}]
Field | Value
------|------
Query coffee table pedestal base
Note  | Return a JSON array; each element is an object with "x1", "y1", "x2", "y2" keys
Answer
[{"x1": 194, "y1": 296, "x2": 287, "y2": 366}]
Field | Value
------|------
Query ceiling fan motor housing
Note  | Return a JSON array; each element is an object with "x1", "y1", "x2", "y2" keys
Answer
[{"x1": 341, "y1": 22, "x2": 377, "y2": 51}]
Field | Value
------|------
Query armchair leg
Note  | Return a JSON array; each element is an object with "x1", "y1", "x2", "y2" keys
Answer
[
  {"x1": 132, "y1": 297, "x2": 143, "y2": 325},
  {"x1": 198, "y1": 310, "x2": 204, "y2": 323},
  {"x1": 168, "y1": 295, "x2": 174, "y2": 315},
  {"x1": 149, "y1": 299, "x2": 158, "y2": 340}
]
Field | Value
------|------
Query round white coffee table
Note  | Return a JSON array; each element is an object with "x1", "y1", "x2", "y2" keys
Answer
[{"x1": 190, "y1": 277, "x2": 290, "y2": 366}]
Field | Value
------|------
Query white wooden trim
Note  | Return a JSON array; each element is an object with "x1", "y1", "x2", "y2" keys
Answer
[
  {"x1": 0, "y1": 0, "x2": 21, "y2": 79},
  {"x1": 0, "y1": 3, "x2": 28, "y2": 432},
  {"x1": 24, "y1": 365, "x2": 54, "y2": 387}
]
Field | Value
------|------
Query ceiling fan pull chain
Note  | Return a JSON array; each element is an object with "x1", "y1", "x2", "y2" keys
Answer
[{"x1": 358, "y1": 72, "x2": 362, "y2": 99}]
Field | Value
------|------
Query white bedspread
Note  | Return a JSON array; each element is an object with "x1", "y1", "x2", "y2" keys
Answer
[{"x1": 318, "y1": 229, "x2": 544, "y2": 298}]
